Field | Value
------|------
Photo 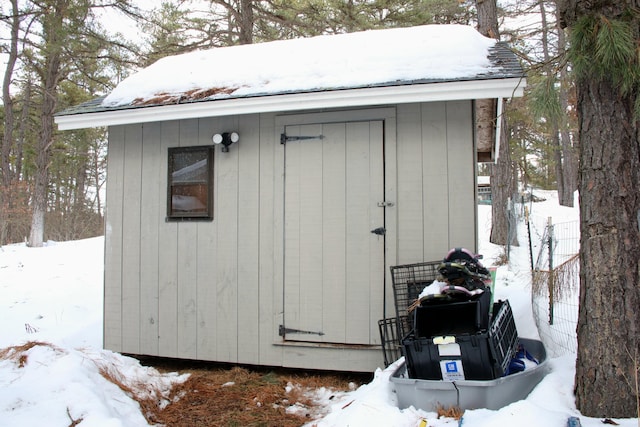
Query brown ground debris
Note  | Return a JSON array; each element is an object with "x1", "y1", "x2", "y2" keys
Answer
[{"x1": 136, "y1": 358, "x2": 370, "y2": 427}]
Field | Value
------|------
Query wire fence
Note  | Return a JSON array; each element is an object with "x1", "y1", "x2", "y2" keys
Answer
[{"x1": 526, "y1": 212, "x2": 580, "y2": 357}]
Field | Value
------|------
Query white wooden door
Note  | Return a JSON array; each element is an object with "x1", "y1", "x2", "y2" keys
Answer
[{"x1": 282, "y1": 121, "x2": 385, "y2": 345}]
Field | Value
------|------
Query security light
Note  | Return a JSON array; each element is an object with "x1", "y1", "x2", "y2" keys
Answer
[{"x1": 212, "y1": 132, "x2": 239, "y2": 152}]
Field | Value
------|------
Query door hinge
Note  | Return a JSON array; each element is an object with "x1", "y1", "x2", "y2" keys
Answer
[
  {"x1": 280, "y1": 133, "x2": 324, "y2": 144},
  {"x1": 279, "y1": 325, "x2": 325, "y2": 337}
]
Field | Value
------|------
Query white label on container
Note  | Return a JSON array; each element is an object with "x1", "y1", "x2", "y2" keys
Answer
[
  {"x1": 440, "y1": 360, "x2": 465, "y2": 381},
  {"x1": 437, "y1": 343, "x2": 461, "y2": 356},
  {"x1": 433, "y1": 336, "x2": 456, "y2": 345}
]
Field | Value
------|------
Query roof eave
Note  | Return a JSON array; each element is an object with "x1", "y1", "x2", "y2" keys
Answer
[{"x1": 55, "y1": 77, "x2": 525, "y2": 130}]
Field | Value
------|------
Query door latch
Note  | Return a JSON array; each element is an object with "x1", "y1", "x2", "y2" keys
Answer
[{"x1": 371, "y1": 227, "x2": 386, "y2": 236}]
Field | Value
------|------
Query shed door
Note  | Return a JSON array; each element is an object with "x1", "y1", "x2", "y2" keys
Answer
[{"x1": 282, "y1": 121, "x2": 385, "y2": 345}]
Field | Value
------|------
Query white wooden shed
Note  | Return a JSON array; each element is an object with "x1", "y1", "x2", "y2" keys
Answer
[{"x1": 55, "y1": 25, "x2": 524, "y2": 372}]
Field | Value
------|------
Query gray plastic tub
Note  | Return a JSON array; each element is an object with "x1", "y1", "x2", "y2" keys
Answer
[{"x1": 391, "y1": 338, "x2": 550, "y2": 411}]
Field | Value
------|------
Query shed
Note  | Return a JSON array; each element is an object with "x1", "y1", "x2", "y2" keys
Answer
[{"x1": 55, "y1": 25, "x2": 524, "y2": 372}]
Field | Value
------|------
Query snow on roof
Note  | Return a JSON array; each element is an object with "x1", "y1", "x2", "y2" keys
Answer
[{"x1": 102, "y1": 25, "x2": 498, "y2": 107}]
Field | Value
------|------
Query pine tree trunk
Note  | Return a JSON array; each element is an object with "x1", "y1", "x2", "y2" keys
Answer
[
  {"x1": 29, "y1": 109, "x2": 55, "y2": 247},
  {"x1": 476, "y1": 0, "x2": 518, "y2": 247},
  {"x1": 238, "y1": 0, "x2": 254, "y2": 44},
  {"x1": 1, "y1": 0, "x2": 20, "y2": 245},
  {"x1": 489, "y1": 104, "x2": 518, "y2": 246},
  {"x1": 556, "y1": 11, "x2": 577, "y2": 207},
  {"x1": 28, "y1": 1, "x2": 64, "y2": 247},
  {"x1": 559, "y1": 0, "x2": 640, "y2": 416},
  {"x1": 574, "y1": 73, "x2": 640, "y2": 418}
]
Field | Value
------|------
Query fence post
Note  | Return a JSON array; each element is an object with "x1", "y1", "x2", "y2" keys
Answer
[
  {"x1": 507, "y1": 197, "x2": 512, "y2": 260},
  {"x1": 525, "y1": 206, "x2": 534, "y2": 272},
  {"x1": 547, "y1": 217, "x2": 554, "y2": 325}
]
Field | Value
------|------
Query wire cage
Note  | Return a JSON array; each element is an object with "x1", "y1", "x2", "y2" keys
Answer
[
  {"x1": 378, "y1": 261, "x2": 441, "y2": 367},
  {"x1": 489, "y1": 299, "x2": 519, "y2": 376},
  {"x1": 390, "y1": 261, "x2": 442, "y2": 338},
  {"x1": 378, "y1": 317, "x2": 402, "y2": 367}
]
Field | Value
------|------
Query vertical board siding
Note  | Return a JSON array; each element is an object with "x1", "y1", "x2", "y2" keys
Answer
[
  {"x1": 214, "y1": 115, "x2": 239, "y2": 362},
  {"x1": 366, "y1": 121, "x2": 385, "y2": 344},
  {"x1": 383, "y1": 114, "x2": 398, "y2": 322},
  {"x1": 282, "y1": 126, "x2": 301, "y2": 341},
  {"x1": 396, "y1": 104, "x2": 425, "y2": 261},
  {"x1": 104, "y1": 102, "x2": 476, "y2": 372},
  {"x1": 259, "y1": 113, "x2": 282, "y2": 367},
  {"x1": 158, "y1": 121, "x2": 179, "y2": 357},
  {"x1": 177, "y1": 119, "x2": 200, "y2": 359},
  {"x1": 344, "y1": 121, "x2": 374, "y2": 344},
  {"x1": 139, "y1": 123, "x2": 161, "y2": 355},
  {"x1": 395, "y1": 101, "x2": 476, "y2": 264},
  {"x1": 322, "y1": 123, "x2": 347, "y2": 344},
  {"x1": 420, "y1": 102, "x2": 450, "y2": 261},
  {"x1": 196, "y1": 118, "x2": 219, "y2": 360},
  {"x1": 445, "y1": 101, "x2": 476, "y2": 249},
  {"x1": 236, "y1": 114, "x2": 261, "y2": 364},
  {"x1": 296, "y1": 124, "x2": 324, "y2": 339},
  {"x1": 121, "y1": 124, "x2": 143, "y2": 354},
  {"x1": 104, "y1": 126, "x2": 125, "y2": 352}
]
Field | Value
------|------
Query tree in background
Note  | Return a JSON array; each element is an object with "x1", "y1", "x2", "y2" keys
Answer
[
  {"x1": 1, "y1": 0, "x2": 21, "y2": 244},
  {"x1": 0, "y1": 0, "x2": 584, "y2": 248},
  {"x1": 475, "y1": 0, "x2": 519, "y2": 247},
  {"x1": 559, "y1": 0, "x2": 640, "y2": 417},
  {"x1": 528, "y1": 0, "x2": 577, "y2": 206},
  {"x1": 0, "y1": 0, "x2": 139, "y2": 246},
  {"x1": 140, "y1": 2, "x2": 194, "y2": 66}
]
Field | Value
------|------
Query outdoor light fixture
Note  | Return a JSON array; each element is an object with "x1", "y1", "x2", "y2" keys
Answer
[{"x1": 212, "y1": 132, "x2": 239, "y2": 152}]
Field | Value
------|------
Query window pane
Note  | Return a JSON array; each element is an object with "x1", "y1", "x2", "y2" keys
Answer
[{"x1": 168, "y1": 147, "x2": 213, "y2": 220}]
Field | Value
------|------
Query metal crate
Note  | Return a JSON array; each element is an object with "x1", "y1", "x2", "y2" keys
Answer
[
  {"x1": 390, "y1": 261, "x2": 441, "y2": 337},
  {"x1": 378, "y1": 317, "x2": 402, "y2": 367},
  {"x1": 489, "y1": 299, "x2": 519, "y2": 376}
]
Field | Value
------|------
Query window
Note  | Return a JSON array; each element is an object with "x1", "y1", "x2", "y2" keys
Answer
[{"x1": 167, "y1": 146, "x2": 214, "y2": 221}]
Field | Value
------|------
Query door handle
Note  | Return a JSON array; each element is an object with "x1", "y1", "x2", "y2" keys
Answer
[{"x1": 371, "y1": 227, "x2": 385, "y2": 236}]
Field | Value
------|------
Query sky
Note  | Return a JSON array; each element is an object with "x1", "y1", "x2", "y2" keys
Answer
[{"x1": 1, "y1": 190, "x2": 638, "y2": 427}]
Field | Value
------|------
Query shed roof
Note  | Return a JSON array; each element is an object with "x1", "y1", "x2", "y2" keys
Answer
[{"x1": 56, "y1": 25, "x2": 525, "y2": 130}]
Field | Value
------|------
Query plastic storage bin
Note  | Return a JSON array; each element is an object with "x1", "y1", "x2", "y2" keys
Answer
[
  {"x1": 402, "y1": 332, "x2": 497, "y2": 380},
  {"x1": 391, "y1": 338, "x2": 549, "y2": 411},
  {"x1": 413, "y1": 291, "x2": 492, "y2": 338},
  {"x1": 403, "y1": 299, "x2": 519, "y2": 380}
]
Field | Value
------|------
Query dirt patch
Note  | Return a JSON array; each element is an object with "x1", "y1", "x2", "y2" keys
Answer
[{"x1": 136, "y1": 357, "x2": 371, "y2": 427}]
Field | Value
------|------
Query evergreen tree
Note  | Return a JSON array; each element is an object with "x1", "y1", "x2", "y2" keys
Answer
[
  {"x1": 0, "y1": 0, "x2": 139, "y2": 245},
  {"x1": 1, "y1": 0, "x2": 21, "y2": 245},
  {"x1": 559, "y1": 0, "x2": 640, "y2": 417}
]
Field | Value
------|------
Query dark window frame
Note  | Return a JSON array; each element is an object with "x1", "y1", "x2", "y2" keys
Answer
[{"x1": 166, "y1": 145, "x2": 214, "y2": 221}]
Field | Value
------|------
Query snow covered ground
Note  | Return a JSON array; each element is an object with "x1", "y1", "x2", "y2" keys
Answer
[{"x1": 0, "y1": 191, "x2": 637, "y2": 426}]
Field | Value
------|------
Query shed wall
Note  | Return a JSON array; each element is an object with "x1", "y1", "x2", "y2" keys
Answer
[{"x1": 103, "y1": 101, "x2": 476, "y2": 371}]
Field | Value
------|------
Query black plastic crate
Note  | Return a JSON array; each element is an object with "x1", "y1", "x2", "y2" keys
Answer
[
  {"x1": 413, "y1": 290, "x2": 492, "y2": 338},
  {"x1": 402, "y1": 333, "x2": 498, "y2": 380},
  {"x1": 488, "y1": 300, "x2": 519, "y2": 376},
  {"x1": 390, "y1": 261, "x2": 441, "y2": 337},
  {"x1": 378, "y1": 317, "x2": 403, "y2": 367}
]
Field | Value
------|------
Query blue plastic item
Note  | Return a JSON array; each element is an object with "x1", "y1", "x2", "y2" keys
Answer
[{"x1": 567, "y1": 417, "x2": 582, "y2": 427}]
